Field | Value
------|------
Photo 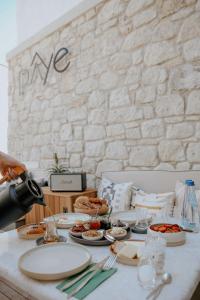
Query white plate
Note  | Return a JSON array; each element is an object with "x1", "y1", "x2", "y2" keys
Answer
[
  {"x1": 111, "y1": 210, "x2": 151, "y2": 225},
  {"x1": 45, "y1": 213, "x2": 91, "y2": 228},
  {"x1": 18, "y1": 243, "x2": 91, "y2": 280}
]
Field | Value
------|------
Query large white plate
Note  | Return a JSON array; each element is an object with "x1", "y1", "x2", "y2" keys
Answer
[
  {"x1": 18, "y1": 243, "x2": 91, "y2": 280},
  {"x1": 45, "y1": 213, "x2": 91, "y2": 229},
  {"x1": 111, "y1": 210, "x2": 151, "y2": 225}
]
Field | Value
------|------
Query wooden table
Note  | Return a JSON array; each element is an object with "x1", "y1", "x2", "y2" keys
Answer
[{"x1": 25, "y1": 187, "x2": 96, "y2": 224}]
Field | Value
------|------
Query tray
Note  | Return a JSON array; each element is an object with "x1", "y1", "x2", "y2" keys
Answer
[{"x1": 69, "y1": 230, "x2": 130, "y2": 246}]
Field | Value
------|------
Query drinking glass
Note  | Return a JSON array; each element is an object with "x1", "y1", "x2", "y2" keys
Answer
[
  {"x1": 135, "y1": 207, "x2": 149, "y2": 231},
  {"x1": 137, "y1": 250, "x2": 156, "y2": 290},
  {"x1": 145, "y1": 234, "x2": 166, "y2": 276},
  {"x1": 44, "y1": 217, "x2": 59, "y2": 243}
]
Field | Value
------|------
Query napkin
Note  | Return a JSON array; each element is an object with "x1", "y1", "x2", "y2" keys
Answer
[{"x1": 57, "y1": 265, "x2": 117, "y2": 300}]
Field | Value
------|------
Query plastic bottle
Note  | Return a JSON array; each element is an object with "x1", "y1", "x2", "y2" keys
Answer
[{"x1": 181, "y1": 180, "x2": 200, "y2": 233}]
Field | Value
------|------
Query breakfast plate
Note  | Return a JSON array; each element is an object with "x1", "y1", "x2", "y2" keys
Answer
[
  {"x1": 45, "y1": 213, "x2": 91, "y2": 229},
  {"x1": 111, "y1": 210, "x2": 151, "y2": 225},
  {"x1": 18, "y1": 243, "x2": 91, "y2": 280},
  {"x1": 110, "y1": 240, "x2": 144, "y2": 266}
]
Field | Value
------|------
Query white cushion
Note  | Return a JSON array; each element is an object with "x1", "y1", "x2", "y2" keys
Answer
[
  {"x1": 131, "y1": 189, "x2": 176, "y2": 216},
  {"x1": 174, "y1": 181, "x2": 200, "y2": 219},
  {"x1": 97, "y1": 178, "x2": 132, "y2": 212}
]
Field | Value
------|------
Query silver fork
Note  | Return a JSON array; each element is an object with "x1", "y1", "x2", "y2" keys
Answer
[{"x1": 67, "y1": 254, "x2": 117, "y2": 299}]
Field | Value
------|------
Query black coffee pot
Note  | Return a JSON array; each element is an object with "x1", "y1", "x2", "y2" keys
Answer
[{"x1": 0, "y1": 172, "x2": 46, "y2": 229}]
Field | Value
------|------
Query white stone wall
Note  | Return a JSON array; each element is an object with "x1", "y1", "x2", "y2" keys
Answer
[{"x1": 8, "y1": 0, "x2": 200, "y2": 187}]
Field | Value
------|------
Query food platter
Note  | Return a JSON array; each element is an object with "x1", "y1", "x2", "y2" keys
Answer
[
  {"x1": 18, "y1": 243, "x2": 91, "y2": 280},
  {"x1": 45, "y1": 213, "x2": 91, "y2": 229},
  {"x1": 111, "y1": 210, "x2": 151, "y2": 225},
  {"x1": 69, "y1": 229, "x2": 130, "y2": 246},
  {"x1": 69, "y1": 232, "x2": 113, "y2": 246}
]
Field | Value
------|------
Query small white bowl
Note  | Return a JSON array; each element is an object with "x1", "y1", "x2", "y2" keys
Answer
[
  {"x1": 69, "y1": 229, "x2": 84, "y2": 237},
  {"x1": 107, "y1": 228, "x2": 127, "y2": 239},
  {"x1": 82, "y1": 230, "x2": 103, "y2": 241},
  {"x1": 112, "y1": 222, "x2": 129, "y2": 230}
]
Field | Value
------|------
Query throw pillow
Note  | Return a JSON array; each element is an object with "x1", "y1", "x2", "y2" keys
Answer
[
  {"x1": 97, "y1": 178, "x2": 133, "y2": 212},
  {"x1": 131, "y1": 189, "x2": 176, "y2": 217}
]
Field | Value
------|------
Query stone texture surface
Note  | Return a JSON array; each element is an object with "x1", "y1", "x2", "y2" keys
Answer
[{"x1": 8, "y1": 0, "x2": 200, "y2": 187}]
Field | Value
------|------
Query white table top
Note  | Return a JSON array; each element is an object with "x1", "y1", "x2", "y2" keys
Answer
[{"x1": 0, "y1": 228, "x2": 199, "y2": 300}]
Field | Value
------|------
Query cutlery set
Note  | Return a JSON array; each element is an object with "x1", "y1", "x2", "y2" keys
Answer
[{"x1": 61, "y1": 255, "x2": 117, "y2": 299}]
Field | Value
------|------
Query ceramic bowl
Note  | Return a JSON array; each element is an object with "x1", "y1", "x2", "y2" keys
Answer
[
  {"x1": 82, "y1": 230, "x2": 103, "y2": 241},
  {"x1": 147, "y1": 223, "x2": 186, "y2": 246}
]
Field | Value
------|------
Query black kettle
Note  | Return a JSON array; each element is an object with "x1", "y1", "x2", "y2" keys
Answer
[{"x1": 0, "y1": 172, "x2": 46, "y2": 229}]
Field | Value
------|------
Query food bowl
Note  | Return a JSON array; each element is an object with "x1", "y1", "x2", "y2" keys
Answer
[
  {"x1": 82, "y1": 230, "x2": 103, "y2": 241},
  {"x1": 148, "y1": 223, "x2": 186, "y2": 246},
  {"x1": 106, "y1": 228, "x2": 127, "y2": 239},
  {"x1": 17, "y1": 224, "x2": 45, "y2": 240}
]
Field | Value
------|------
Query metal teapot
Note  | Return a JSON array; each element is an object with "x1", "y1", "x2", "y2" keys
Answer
[{"x1": 0, "y1": 168, "x2": 46, "y2": 229}]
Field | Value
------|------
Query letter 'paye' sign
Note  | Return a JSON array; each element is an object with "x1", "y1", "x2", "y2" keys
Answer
[{"x1": 18, "y1": 47, "x2": 70, "y2": 95}]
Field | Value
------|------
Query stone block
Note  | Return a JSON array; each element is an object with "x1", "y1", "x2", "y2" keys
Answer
[
  {"x1": 144, "y1": 41, "x2": 179, "y2": 66},
  {"x1": 88, "y1": 90, "x2": 106, "y2": 108},
  {"x1": 109, "y1": 53, "x2": 132, "y2": 70},
  {"x1": 136, "y1": 86, "x2": 156, "y2": 103},
  {"x1": 85, "y1": 141, "x2": 105, "y2": 157},
  {"x1": 67, "y1": 141, "x2": 83, "y2": 153},
  {"x1": 125, "y1": 0, "x2": 154, "y2": 17},
  {"x1": 178, "y1": 13, "x2": 200, "y2": 43},
  {"x1": 183, "y1": 38, "x2": 200, "y2": 61},
  {"x1": 106, "y1": 124, "x2": 125, "y2": 137},
  {"x1": 88, "y1": 109, "x2": 107, "y2": 124},
  {"x1": 141, "y1": 119, "x2": 164, "y2": 138},
  {"x1": 70, "y1": 154, "x2": 81, "y2": 167},
  {"x1": 99, "y1": 71, "x2": 119, "y2": 90},
  {"x1": 96, "y1": 160, "x2": 123, "y2": 177},
  {"x1": 106, "y1": 141, "x2": 128, "y2": 159},
  {"x1": 159, "y1": 141, "x2": 185, "y2": 162},
  {"x1": 133, "y1": 7, "x2": 157, "y2": 28},
  {"x1": 76, "y1": 77, "x2": 97, "y2": 94},
  {"x1": 167, "y1": 123, "x2": 194, "y2": 138},
  {"x1": 68, "y1": 107, "x2": 87, "y2": 122},
  {"x1": 110, "y1": 87, "x2": 130, "y2": 108},
  {"x1": 108, "y1": 106, "x2": 143, "y2": 123},
  {"x1": 84, "y1": 126, "x2": 106, "y2": 140},
  {"x1": 187, "y1": 143, "x2": 200, "y2": 162},
  {"x1": 129, "y1": 146, "x2": 158, "y2": 166},
  {"x1": 156, "y1": 94, "x2": 184, "y2": 117},
  {"x1": 60, "y1": 124, "x2": 72, "y2": 141},
  {"x1": 186, "y1": 90, "x2": 200, "y2": 114}
]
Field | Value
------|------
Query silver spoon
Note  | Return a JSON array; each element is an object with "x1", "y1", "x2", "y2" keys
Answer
[{"x1": 146, "y1": 272, "x2": 172, "y2": 300}]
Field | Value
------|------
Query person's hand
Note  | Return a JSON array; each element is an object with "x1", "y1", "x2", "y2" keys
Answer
[{"x1": 0, "y1": 152, "x2": 27, "y2": 182}]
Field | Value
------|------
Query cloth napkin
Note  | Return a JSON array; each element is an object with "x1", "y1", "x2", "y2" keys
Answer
[{"x1": 57, "y1": 265, "x2": 117, "y2": 300}]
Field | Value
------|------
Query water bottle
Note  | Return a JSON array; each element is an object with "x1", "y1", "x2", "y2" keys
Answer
[{"x1": 181, "y1": 180, "x2": 200, "y2": 233}]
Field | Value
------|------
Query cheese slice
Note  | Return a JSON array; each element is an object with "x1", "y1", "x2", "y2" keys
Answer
[{"x1": 118, "y1": 244, "x2": 138, "y2": 259}]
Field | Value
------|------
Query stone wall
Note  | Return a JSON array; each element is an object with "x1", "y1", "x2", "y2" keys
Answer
[{"x1": 8, "y1": 0, "x2": 200, "y2": 187}]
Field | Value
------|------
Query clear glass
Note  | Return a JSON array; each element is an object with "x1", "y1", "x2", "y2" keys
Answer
[
  {"x1": 137, "y1": 255, "x2": 156, "y2": 290},
  {"x1": 44, "y1": 217, "x2": 59, "y2": 243},
  {"x1": 145, "y1": 234, "x2": 166, "y2": 276},
  {"x1": 135, "y1": 207, "x2": 149, "y2": 230}
]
